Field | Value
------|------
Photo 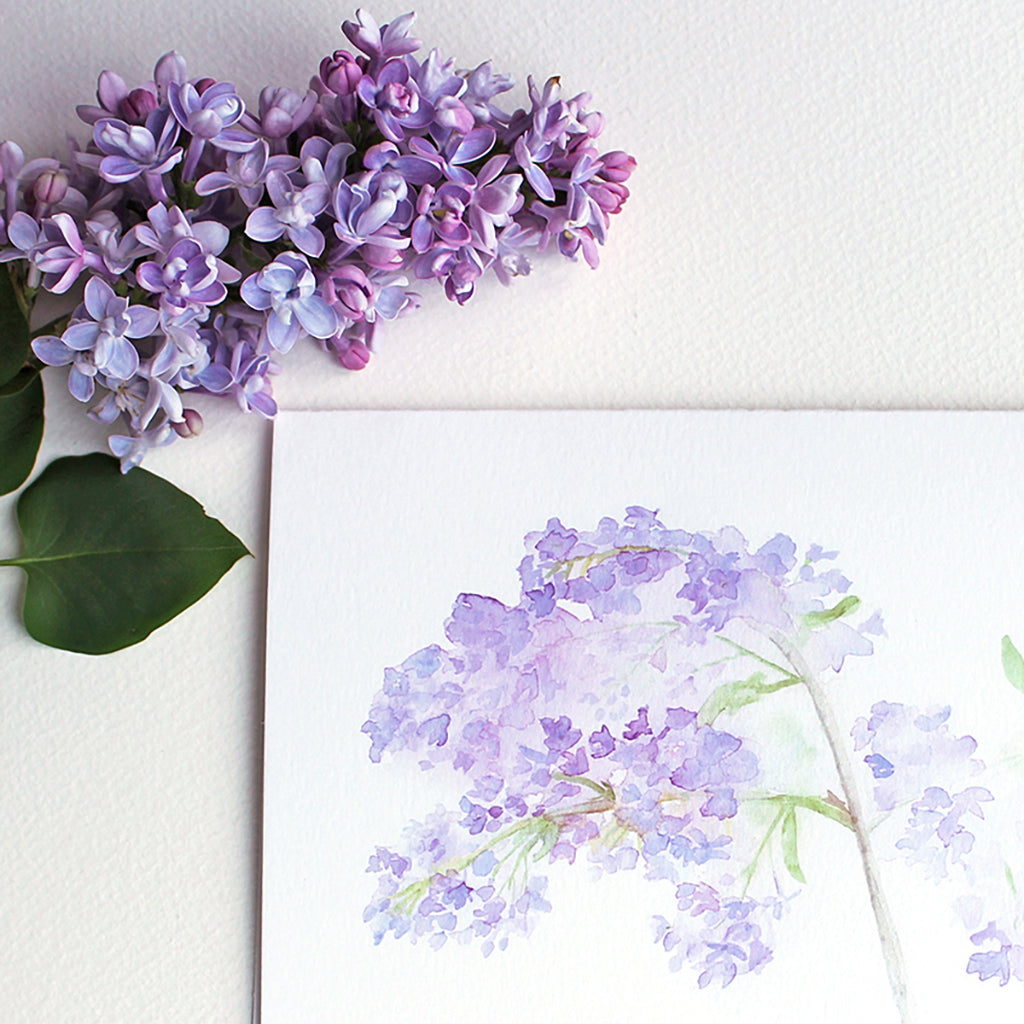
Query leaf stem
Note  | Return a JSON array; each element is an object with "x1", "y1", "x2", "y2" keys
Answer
[{"x1": 768, "y1": 630, "x2": 911, "y2": 1024}]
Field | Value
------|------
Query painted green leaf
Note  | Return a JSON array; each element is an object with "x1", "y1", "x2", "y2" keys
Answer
[
  {"x1": 0, "y1": 368, "x2": 44, "y2": 495},
  {"x1": 0, "y1": 265, "x2": 31, "y2": 388},
  {"x1": 804, "y1": 594, "x2": 860, "y2": 627},
  {"x1": 698, "y1": 671, "x2": 800, "y2": 725},
  {"x1": 780, "y1": 807, "x2": 806, "y2": 884},
  {"x1": 1001, "y1": 635, "x2": 1024, "y2": 694},
  {"x1": 1, "y1": 453, "x2": 249, "y2": 653}
]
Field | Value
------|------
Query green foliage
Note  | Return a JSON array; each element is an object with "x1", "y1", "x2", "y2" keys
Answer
[
  {"x1": 803, "y1": 594, "x2": 860, "y2": 628},
  {"x1": 1001, "y1": 635, "x2": 1024, "y2": 695},
  {"x1": 1, "y1": 453, "x2": 249, "y2": 653},
  {"x1": 698, "y1": 671, "x2": 801, "y2": 725},
  {"x1": 0, "y1": 266, "x2": 31, "y2": 389},
  {"x1": 0, "y1": 368, "x2": 44, "y2": 495},
  {"x1": 780, "y1": 806, "x2": 806, "y2": 884}
]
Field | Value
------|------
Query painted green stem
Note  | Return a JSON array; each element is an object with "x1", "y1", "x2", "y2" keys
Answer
[{"x1": 769, "y1": 630, "x2": 911, "y2": 1024}]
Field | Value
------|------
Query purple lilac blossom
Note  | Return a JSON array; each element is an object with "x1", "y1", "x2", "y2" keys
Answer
[
  {"x1": 363, "y1": 510, "x2": 891, "y2": 978},
  {"x1": 855, "y1": 701, "x2": 1024, "y2": 986},
  {"x1": 0, "y1": 10, "x2": 633, "y2": 467}
]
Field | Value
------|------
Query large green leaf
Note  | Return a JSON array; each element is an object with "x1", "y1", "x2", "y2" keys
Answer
[
  {"x1": 0, "y1": 368, "x2": 44, "y2": 495},
  {"x1": 0, "y1": 265, "x2": 31, "y2": 388},
  {"x1": 1, "y1": 453, "x2": 249, "y2": 653}
]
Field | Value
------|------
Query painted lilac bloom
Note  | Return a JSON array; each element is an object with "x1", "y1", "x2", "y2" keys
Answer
[
  {"x1": 356, "y1": 59, "x2": 433, "y2": 143},
  {"x1": 240, "y1": 252, "x2": 338, "y2": 353},
  {"x1": 245, "y1": 170, "x2": 330, "y2": 257},
  {"x1": 93, "y1": 108, "x2": 182, "y2": 202},
  {"x1": 299, "y1": 136, "x2": 355, "y2": 192},
  {"x1": 136, "y1": 236, "x2": 239, "y2": 313},
  {"x1": 167, "y1": 80, "x2": 255, "y2": 177},
  {"x1": 32, "y1": 277, "x2": 159, "y2": 397},
  {"x1": 195, "y1": 141, "x2": 300, "y2": 208}
]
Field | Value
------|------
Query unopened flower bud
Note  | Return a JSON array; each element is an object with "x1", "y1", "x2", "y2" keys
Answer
[
  {"x1": 123, "y1": 87, "x2": 158, "y2": 123},
  {"x1": 173, "y1": 408, "x2": 204, "y2": 438},
  {"x1": 194, "y1": 77, "x2": 217, "y2": 96},
  {"x1": 154, "y1": 50, "x2": 187, "y2": 94},
  {"x1": 319, "y1": 50, "x2": 363, "y2": 96},
  {"x1": 33, "y1": 168, "x2": 69, "y2": 206},
  {"x1": 598, "y1": 150, "x2": 636, "y2": 184},
  {"x1": 338, "y1": 338, "x2": 371, "y2": 370}
]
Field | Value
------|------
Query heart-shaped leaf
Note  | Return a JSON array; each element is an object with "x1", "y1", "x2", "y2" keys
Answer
[
  {"x1": 0, "y1": 265, "x2": 31, "y2": 388},
  {"x1": 0, "y1": 367, "x2": 44, "y2": 495},
  {"x1": 1, "y1": 453, "x2": 249, "y2": 653}
]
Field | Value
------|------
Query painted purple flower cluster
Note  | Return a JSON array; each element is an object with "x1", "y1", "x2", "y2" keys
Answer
[
  {"x1": 364, "y1": 509, "x2": 886, "y2": 983},
  {"x1": 854, "y1": 701, "x2": 1024, "y2": 987},
  {"x1": 1, "y1": 11, "x2": 634, "y2": 469}
]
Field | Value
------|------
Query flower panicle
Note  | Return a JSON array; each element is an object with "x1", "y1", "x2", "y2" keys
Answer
[{"x1": 0, "y1": 10, "x2": 635, "y2": 469}]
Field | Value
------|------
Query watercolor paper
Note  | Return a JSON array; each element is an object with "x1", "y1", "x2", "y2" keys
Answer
[{"x1": 262, "y1": 411, "x2": 1024, "y2": 1024}]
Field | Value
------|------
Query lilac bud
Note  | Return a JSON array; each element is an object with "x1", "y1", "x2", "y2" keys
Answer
[
  {"x1": 154, "y1": 51, "x2": 188, "y2": 95},
  {"x1": 338, "y1": 338, "x2": 371, "y2": 370},
  {"x1": 194, "y1": 77, "x2": 217, "y2": 96},
  {"x1": 123, "y1": 87, "x2": 158, "y2": 123},
  {"x1": 173, "y1": 408, "x2": 204, "y2": 438},
  {"x1": 33, "y1": 168, "x2": 69, "y2": 206},
  {"x1": 599, "y1": 150, "x2": 636, "y2": 184},
  {"x1": 319, "y1": 50, "x2": 363, "y2": 96}
]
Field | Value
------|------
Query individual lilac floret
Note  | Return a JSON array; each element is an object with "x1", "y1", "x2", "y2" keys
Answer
[
  {"x1": 32, "y1": 276, "x2": 159, "y2": 399},
  {"x1": 167, "y1": 79, "x2": 255, "y2": 177},
  {"x1": 357, "y1": 59, "x2": 434, "y2": 142},
  {"x1": 242, "y1": 86, "x2": 317, "y2": 142},
  {"x1": 342, "y1": 8, "x2": 421, "y2": 65},
  {"x1": 240, "y1": 252, "x2": 338, "y2": 353},
  {"x1": 195, "y1": 141, "x2": 300, "y2": 208},
  {"x1": 136, "y1": 236, "x2": 239, "y2": 314},
  {"x1": 91, "y1": 108, "x2": 183, "y2": 201},
  {"x1": 244, "y1": 170, "x2": 331, "y2": 257}
]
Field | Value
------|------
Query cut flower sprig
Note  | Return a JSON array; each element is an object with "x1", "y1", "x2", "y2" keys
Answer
[{"x1": 0, "y1": 8, "x2": 634, "y2": 472}]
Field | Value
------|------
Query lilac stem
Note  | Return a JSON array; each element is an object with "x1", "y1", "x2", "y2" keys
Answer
[{"x1": 770, "y1": 630, "x2": 911, "y2": 1024}]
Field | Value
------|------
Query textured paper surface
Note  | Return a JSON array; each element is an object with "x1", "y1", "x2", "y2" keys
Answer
[
  {"x1": 4, "y1": 3, "x2": 1024, "y2": 1021},
  {"x1": 263, "y1": 410, "x2": 1024, "y2": 1023}
]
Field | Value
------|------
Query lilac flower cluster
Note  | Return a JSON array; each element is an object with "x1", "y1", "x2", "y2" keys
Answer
[
  {"x1": 364, "y1": 508, "x2": 882, "y2": 983},
  {"x1": 0, "y1": 11, "x2": 634, "y2": 469},
  {"x1": 854, "y1": 702, "x2": 1024, "y2": 986}
]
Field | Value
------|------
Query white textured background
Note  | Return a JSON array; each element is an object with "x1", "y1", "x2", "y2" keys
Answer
[{"x1": 1, "y1": 2, "x2": 1023, "y2": 1021}]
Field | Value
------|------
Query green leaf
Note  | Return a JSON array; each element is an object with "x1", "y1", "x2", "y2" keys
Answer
[
  {"x1": 780, "y1": 807, "x2": 806, "y2": 884},
  {"x1": 804, "y1": 594, "x2": 860, "y2": 627},
  {"x1": 1002, "y1": 635, "x2": 1024, "y2": 694},
  {"x1": 698, "y1": 671, "x2": 800, "y2": 725},
  {"x1": 0, "y1": 368, "x2": 44, "y2": 495},
  {"x1": 1, "y1": 453, "x2": 249, "y2": 653},
  {"x1": 0, "y1": 265, "x2": 31, "y2": 388}
]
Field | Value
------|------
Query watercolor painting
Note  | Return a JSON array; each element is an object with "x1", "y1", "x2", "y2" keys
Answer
[
  {"x1": 359, "y1": 507, "x2": 1024, "y2": 1021},
  {"x1": 261, "y1": 411, "x2": 1024, "y2": 1024}
]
